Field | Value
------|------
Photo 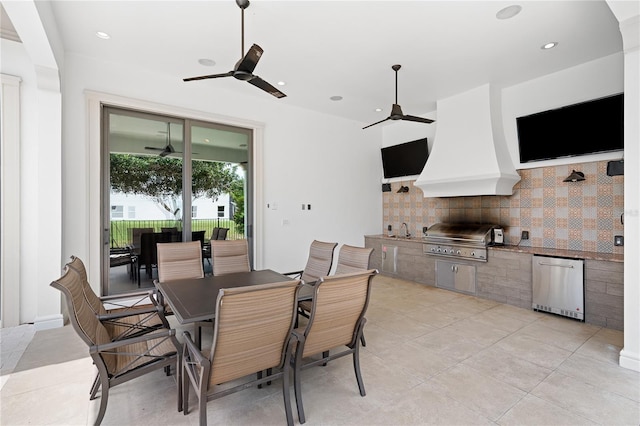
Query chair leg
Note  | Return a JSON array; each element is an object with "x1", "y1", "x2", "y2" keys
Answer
[
  {"x1": 282, "y1": 365, "x2": 294, "y2": 426},
  {"x1": 353, "y1": 344, "x2": 366, "y2": 397},
  {"x1": 89, "y1": 374, "x2": 100, "y2": 399},
  {"x1": 182, "y1": 362, "x2": 189, "y2": 415},
  {"x1": 293, "y1": 350, "x2": 306, "y2": 424},
  {"x1": 176, "y1": 355, "x2": 183, "y2": 413},
  {"x1": 257, "y1": 370, "x2": 263, "y2": 389},
  {"x1": 94, "y1": 379, "x2": 109, "y2": 426},
  {"x1": 198, "y1": 387, "x2": 207, "y2": 426},
  {"x1": 360, "y1": 333, "x2": 366, "y2": 347}
]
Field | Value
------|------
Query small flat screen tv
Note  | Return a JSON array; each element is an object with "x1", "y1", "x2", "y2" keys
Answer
[
  {"x1": 381, "y1": 138, "x2": 429, "y2": 179},
  {"x1": 516, "y1": 93, "x2": 623, "y2": 163}
]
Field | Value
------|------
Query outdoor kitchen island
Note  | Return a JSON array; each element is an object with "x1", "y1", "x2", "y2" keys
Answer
[{"x1": 365, "y1": 235, "x2": 624, "y2": 330}]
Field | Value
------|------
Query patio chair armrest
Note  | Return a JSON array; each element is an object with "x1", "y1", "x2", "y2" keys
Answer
[
  {"x1": 99, "y1": 288, "x2": 157, "y2": 303},
  {"x1": 182, "y1": 331, "x2": 207, "y2": 366},
  {"x1": 90, "y1": 328, "x2": 176, "y2": 353},
  {"x1": 97, "y1": 304, "x2": 163, "y2": 321},
  {"x1": 291, "y1": 329, "x2": 306, "y2": 345}
]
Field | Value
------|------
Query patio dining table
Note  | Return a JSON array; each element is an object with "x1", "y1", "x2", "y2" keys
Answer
[{"x1": 154, "y1": 269, "x2": 303, "y2": 325}]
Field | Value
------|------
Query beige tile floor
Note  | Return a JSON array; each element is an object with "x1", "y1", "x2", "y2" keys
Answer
[{"x1": 1, "y1": 274, "x2": 639, "y2": 425}]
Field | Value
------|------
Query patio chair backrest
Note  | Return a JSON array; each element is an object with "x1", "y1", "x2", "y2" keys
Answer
[
  {"x1": 210, "y1": 239, "x2": 251, "y2": 275},
  {"x1": 208, "y1": 280, "x2": 300, "y2": 385},
  {"x1": 156, "y1": 241, "x2": 204, "y2": 283},
  {"x1": 67, "y1": 255, "x2": 107, "y2": 316},
  {"x1": 334, "y1": 245, "x2": 374, "y2": 275},
  {"x1": 301, "y1": 269, "x2": 377, "y2": 358},
  {"x1": 300, "y1": 240, "x2": 338, "y2": 284},
  {"x1": 50, "y1": 265, "x2": 116, "y2": 371}
]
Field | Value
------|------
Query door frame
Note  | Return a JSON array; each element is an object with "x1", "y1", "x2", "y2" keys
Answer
[{"x1": 87, "y1": 91, "x2": 265, "y2": 296}]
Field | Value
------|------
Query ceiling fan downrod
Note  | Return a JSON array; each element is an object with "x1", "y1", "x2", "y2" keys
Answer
[{"x1": 237, "y1": 0, "x2": 250, "y2": 57}]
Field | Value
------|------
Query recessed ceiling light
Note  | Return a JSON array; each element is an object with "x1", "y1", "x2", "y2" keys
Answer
[
  {"x1": 496, "y1": 5, "x2": 522, "y2": 20},
  {"x1": 375, "y1": 108, "x2": 383, "y2": 112},
  {"x1": 330, "y1": 95, "x2": 343, "y2": 101},
  {"x1": 203, "y1": 138, "x2": 210, "y2": 143},
  {"x1": 96, "y1": 31, "x2": 111, "y2": 40},
  {"x1": 198, "y1": 58, "x2": 216, "y2": 66},
  {"x1": 277, "y1": 81, "x2": 286, "y2": 86},
  {"x1": 541, "y1": 42, "x2": 558, "y2": 50}
]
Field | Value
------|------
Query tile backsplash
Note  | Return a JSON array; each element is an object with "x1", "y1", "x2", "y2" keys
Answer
[{"x1": 382, "y1": 160, "x2": 624, "y2": 254}]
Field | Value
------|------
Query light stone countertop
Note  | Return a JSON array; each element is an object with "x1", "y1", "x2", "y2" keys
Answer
[{"x1": 365, "y1": 234, "x2": 624, "y2": 263}]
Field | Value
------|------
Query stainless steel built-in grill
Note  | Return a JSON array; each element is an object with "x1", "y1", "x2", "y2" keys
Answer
[{"x1": 423, "y1": 223, "x2": 504, "y2": 262}]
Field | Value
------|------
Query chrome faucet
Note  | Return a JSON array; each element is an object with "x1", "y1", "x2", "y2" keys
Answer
[{"x1": 400, "y1": 222, "x2": 411, "y2": 238}]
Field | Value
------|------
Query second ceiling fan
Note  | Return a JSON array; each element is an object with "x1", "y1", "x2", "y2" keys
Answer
[
  {"x1": 183, "y1": 0, "x2": 285, "y2": 99},
  {"x1": 363, "y1": 64, "x2": 434, "y2": 129}
]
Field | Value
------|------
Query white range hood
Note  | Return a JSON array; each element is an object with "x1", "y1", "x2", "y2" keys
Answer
[{"x1": 414, "y1": 84, "x2": 520, "y2": 197}]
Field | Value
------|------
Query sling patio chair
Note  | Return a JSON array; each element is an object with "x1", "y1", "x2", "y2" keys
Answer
[
  {"x1": 334, "y1": 244, "x2": 374, "y2": 274},
  {"x1": 291, "y1": 269, "x2": 378, "y2": 424},
  {"x1": 210, "y1": 239, "x2": 251, "y2": 275},
  {"x1": 286, "y1": 240, "x2": 337, "y2": 322},
  {"x1": 66, "y1": 255, "x2": 168, "y2": 340},
  {"x1": 155, "y1": 241, "x2": 208, "y2": 347},
  {"x1": 51, "y1": 263, "x2": 181, "y2": 426},
  {"x1": 181, "y1": 279, "x2": 301, "y2": 426}
]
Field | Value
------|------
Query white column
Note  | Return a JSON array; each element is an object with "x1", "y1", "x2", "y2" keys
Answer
[
  {"x1": 607, "y1": 1, "x2": 640, "y2": 372},
  {"x1": 1, "y1": 74, "x2": 22, "y2": 328},
  {"x1": 3, "y1": 1, "x2": 63, "y2": 330}
]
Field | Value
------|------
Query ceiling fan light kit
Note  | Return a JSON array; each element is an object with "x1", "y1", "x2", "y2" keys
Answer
[
  {"x1": 363, "y1": 64, "x2": 435, "y2": 129},
  {"x1": 183, "y1": 0, "x2": 286, "y2": 98}
]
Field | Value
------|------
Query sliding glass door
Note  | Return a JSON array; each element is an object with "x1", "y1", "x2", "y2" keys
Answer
[{"x1": 102, "y1": 106, "x2": 252, "y2": 295}]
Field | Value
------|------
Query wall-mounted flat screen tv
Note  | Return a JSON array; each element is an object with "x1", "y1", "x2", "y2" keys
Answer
[
  {"x1": 381, "y1": 138, "x2": 429, "y2": 179},
  {"x1": 516, "y1": 93, "x2": 623, "y2": 163}
]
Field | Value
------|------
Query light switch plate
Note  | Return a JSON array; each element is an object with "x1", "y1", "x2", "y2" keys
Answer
[{"x1": 614, "y1": 235, "x2": 624, "y2": 246}]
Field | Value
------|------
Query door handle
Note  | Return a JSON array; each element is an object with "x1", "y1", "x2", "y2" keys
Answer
[{"x1": 537, "y1": 261, "x2": 574, "y2": 268}]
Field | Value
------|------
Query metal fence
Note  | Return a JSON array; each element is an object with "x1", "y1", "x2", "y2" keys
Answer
[{"x1": 110, "y1": 219, "x2": 243, "y2": 247}]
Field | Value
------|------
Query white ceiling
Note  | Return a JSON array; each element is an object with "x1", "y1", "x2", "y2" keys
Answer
[{"x1": 46, "y1": 1, "x2": 623, "y2": 126}]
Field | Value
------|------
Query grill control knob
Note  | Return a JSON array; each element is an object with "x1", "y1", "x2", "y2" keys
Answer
[
  {"x1": 437, "y1": 248, "x2": 441, "y2": 252},
  {"x1": 456, "y1": 250, "x2": 461, "y2": 255},
  {"x1": 471, "y1": 251, "x2": 476, "y2": 257}
]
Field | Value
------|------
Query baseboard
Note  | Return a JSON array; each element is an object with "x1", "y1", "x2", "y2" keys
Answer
[
  {"x1": 33, "y1": 314, "x2": 64, "y2": 331},
  {"x1": 619, "y1": 348, "x2": 640, "y2": 372}
]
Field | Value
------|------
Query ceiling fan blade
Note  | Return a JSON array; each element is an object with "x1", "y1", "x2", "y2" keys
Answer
[
  {"x1": 183, "y1": 71, "x2": 234, "y2": 82},
  {"x1": 248, "y1": 76, "x2": 287, "y2": 98},
  {"x1": 145, "y1": 146, "x2": 165, "y2": 151},
  {"x1": 235, "y1": 44, "x2": 263, "y2": 73},
  {"x1": 362, "y1": 117, "x2": 391, "y2": 130},
  {"x1": 401, "y1": 115, "x2": 435, "y2": 124}
]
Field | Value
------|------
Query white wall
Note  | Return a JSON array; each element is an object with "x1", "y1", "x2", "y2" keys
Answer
[{"x1": 62, "y1": 53, "x2": 382, "y2": 289}]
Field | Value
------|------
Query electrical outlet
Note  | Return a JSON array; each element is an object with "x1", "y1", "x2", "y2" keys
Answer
[
  {"x1": 521, "y1": 230, "x2": 529, "y2": 240},
  {"x1": 614, "y1": 235, "x2": 624, "y2": 246}
]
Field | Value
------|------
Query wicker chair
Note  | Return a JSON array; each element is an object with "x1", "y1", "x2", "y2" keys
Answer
[
  {"x1": 291, "y1": 269, "x2": 378, "y2": 424},
  {"x1": 210, "y1": 239, "x2": 251, "y2": 275},
  {"x1": 181, "y1": 279, "x2": 301, "y2": 426},
  {"x1": 51, "y1": 263, "x2": 181, "y2": 426},
  {"x1": 66, "y1": 256, "x2": 168, "y2": 340}
]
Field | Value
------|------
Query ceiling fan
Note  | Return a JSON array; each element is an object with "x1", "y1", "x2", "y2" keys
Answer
[
  {"x1": 363, "y1": 64, "x2": 435, "y2": 129},
  {"x1": 145, "y1": 122, "x2": 180, "y2": 157},
  {"x1": 183, "y1": 0, "x2": 286, "y2": 99}
]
